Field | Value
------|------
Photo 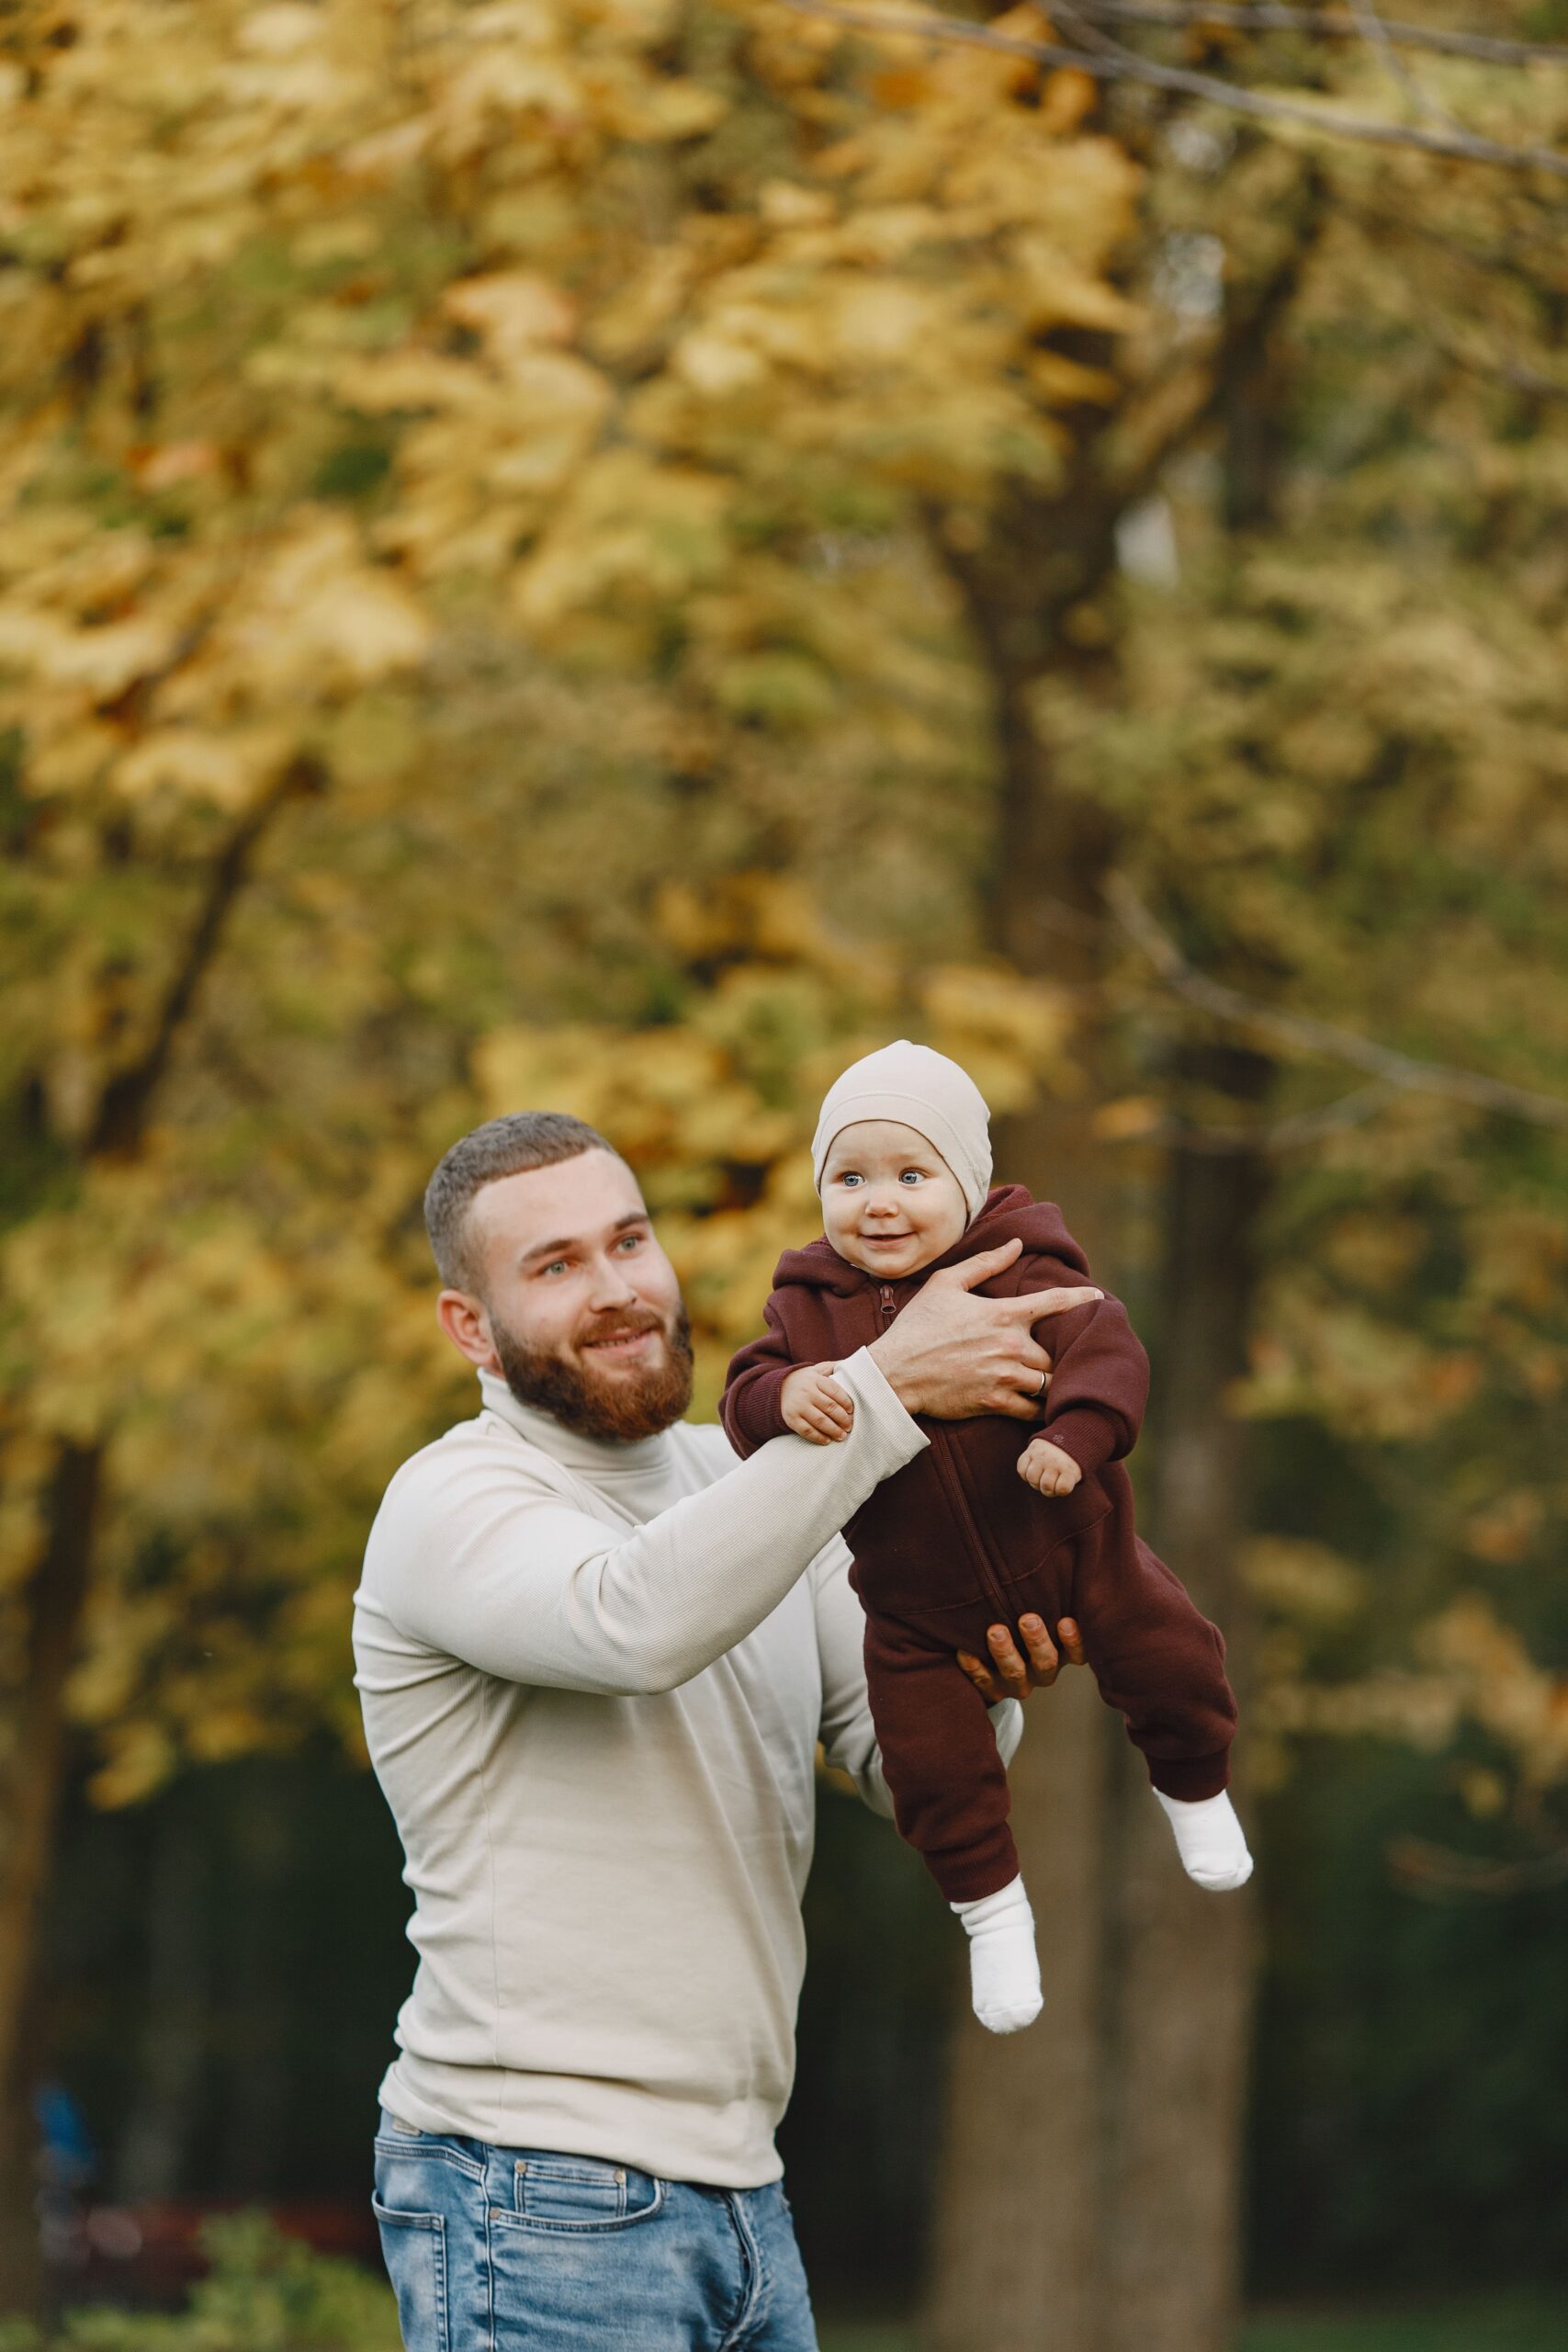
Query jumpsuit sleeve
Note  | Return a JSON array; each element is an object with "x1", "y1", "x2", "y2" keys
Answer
[
  {"x1": 1020, "y1": 1264, "x2": 1151, "y2": 1475},
  {"x1": 719, "y1": 1290, "x2": 807, "y2": 1459}
]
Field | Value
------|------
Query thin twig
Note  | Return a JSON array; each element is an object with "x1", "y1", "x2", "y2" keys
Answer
[
  {"x1": 1389, "y1": 1835, "x2": 1568, "y2": 1898},
  {"x1": 1131, "y1": 1080, "x2": 1396, "y2": 1155},
  {"x1": 1107, "y1": 875, "x2": 1568, "y2": 1133},
  {"x1": 1347, "y1": 0, "x2": 1451, "y2": 131},
  {"x1": 1064, "y1": 3, "x2": 1568, "y2": 71},
  {"x1": 771, "y1": 0, "x2": 1568, "y2": 178},
  {"x1": 1423, "y1": 322, "x2": 1568, "y2": 401}
]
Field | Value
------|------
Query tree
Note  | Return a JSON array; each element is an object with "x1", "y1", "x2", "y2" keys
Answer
[{"x1": 0, "y1": 0, "x2": 1132, "y2": 2302}]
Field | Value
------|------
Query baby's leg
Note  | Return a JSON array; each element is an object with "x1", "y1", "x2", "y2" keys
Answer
[
  {"x1": 1074, "y1": 1536, "x2": 1252, "y2": 1891},
  {"x1": 863, "y1": 1616, "x2": 1042, "y2": 2032}
]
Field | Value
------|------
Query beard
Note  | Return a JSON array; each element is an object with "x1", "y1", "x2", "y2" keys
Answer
[{"x1": 491, "y1": 1299, "x2": 695, "y2": 1443}]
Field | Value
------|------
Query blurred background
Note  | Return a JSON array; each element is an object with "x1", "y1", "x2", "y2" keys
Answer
[{"x1": 3, "y1": 4, "x2": 1567, "y2": 2348}]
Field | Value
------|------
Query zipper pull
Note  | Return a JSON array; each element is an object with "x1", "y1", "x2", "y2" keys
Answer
[{"x1": 879, "y1": 1285, "x2": 897, "y2": 1322}]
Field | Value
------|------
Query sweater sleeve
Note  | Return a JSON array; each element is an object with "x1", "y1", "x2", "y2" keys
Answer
[
  {"x1": 357, "y1": 1347, "x2": 928, "y2": 1699},
  {"x1": 719, "y1": 1291, "x2": 803, "y2": 1459},
  {"x1": 1019, "y1": 1269, "x2": 1150, "y2": 1475}
]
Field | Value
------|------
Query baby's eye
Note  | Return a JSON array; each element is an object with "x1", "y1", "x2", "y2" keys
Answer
[
  {"x1": 840, "y1": 1171, "x2": 863, "y2": 1188},
  {"x1": 898, "y1": 1170, "x2": 924, "y2": 1186}
]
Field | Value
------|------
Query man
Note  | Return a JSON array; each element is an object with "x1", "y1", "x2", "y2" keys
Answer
[{"x1": 355, "y1": 1111, "x2": 1096, "y2": 2351}]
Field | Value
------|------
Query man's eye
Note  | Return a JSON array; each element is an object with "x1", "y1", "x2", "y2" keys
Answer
[
  {"x1": 541, "y1": 1261, "x2": 569, "y2": 1277},
  {"x1": 616, "y1": 1233, "x2": 643, "y2": 1251}
]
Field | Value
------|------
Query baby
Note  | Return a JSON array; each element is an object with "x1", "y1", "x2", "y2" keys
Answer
[{"x1": 720, "y1": 1041, "x2": 1252, "y2": 2035}]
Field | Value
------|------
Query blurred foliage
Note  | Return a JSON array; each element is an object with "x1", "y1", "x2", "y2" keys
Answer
[
  {"x1": 1032, "y1": 48, "x2": 1568, "y2": 1860},
  {"x1": 0, "y1": 0, "x2": 1118, "y2": 1813},
  {"x1": 3, "y1": 0, "x2": 1568, "y2": 2309},
  {"x1": 0, "y1": 2216, "x2": 399, "y2": 2351}
]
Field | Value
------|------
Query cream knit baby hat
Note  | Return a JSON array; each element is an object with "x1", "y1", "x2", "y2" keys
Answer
[{"x1": 811, "y1": 1041, "x2": 993, "y2": 1223}]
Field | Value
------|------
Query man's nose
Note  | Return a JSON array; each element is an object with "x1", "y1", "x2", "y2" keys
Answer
[{"x1": 586, "y1": 1254, "x2": 639, "y2": 1307}]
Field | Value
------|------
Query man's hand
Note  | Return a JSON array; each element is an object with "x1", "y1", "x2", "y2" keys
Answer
[
  {"x1": 958, "y1": 1614, "x2": 1088, "y2": 1704},
  {"x1": 868, "y1": 1236, "x2": 1103, "y2": 1422},
  {"x1": 1017, "y1": 1437, "x2": 1082, "y2": 1496},
  {"x1": 781, "y1": 1363, "x2": 854, "y2": 1445}
]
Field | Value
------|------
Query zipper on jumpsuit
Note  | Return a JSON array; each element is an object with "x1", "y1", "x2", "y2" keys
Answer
[{"x1": 878, "y1": 1283, "x2": 1015, "y2": 1621}]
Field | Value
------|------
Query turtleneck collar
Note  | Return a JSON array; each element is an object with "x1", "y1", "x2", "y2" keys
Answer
[{"x1": 476, "y1": 1368, "x2": 679, "y2": 1481}]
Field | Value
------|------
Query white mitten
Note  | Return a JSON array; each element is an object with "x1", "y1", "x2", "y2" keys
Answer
[
  {"x1": 951, "y1": 1875, "x2": 1043, "y2": 2033},
  {"x1": 1156, "y1": 1789, "x2": 1254, "y2": 1891}
]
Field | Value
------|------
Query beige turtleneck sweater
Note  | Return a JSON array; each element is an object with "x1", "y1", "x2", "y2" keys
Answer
[{"x1": 353, "y1": 1346, "x2": 1023, "y2": 2187}]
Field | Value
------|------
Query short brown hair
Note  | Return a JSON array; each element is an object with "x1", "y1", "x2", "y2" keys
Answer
[{"x1": 423, "y1": 1112, "x2": 619, "y2": 1292}]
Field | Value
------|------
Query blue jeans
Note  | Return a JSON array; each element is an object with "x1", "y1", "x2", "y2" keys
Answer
[{"x1": 373, "y1": 2113, "x2": 818, "y2": 2350}]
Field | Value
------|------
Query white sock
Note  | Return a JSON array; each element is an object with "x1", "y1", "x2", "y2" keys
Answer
[
  {"x1": 1156, "y1": 1789, "x2": 1254, "y2": 1891},
  {"x1": 951, "y1": 1875, "x2": 1043, "y2": 2034}
]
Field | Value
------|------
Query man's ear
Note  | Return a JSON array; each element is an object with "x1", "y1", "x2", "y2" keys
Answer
[{"x1": 436, "y1": 1288, "x2": 501, "y2": 1374}]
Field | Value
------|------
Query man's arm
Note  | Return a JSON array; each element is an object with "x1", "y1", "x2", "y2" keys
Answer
[
  {"x1": 360, "y1": 1239, "x2": 1098, "y2": 1701},
  {"x1": 867, "y1": 1239, "x2": 1103, "y2": 1419},
  {"x1": 812, "y1": 1541, "x2": 1022, "y2": 1820},
  {"x1": 361, "y1": 1348, "x2": 927, "y2": 1699}
]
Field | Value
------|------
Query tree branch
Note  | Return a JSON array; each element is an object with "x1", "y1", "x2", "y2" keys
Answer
[
  {"x1": 1346, "y1": 0, "x2": 1455, "y2": 132},
  {"x1": 1063, "y1": 3, "x2": 1568, "y2": 71},
  {"x1": 1389, "y1": 1835, "x2": 1568, "y2": 1899},
  {"x1": 1115, "y1": 1080, "x2": 1398, "y2": 1156},
  {"x1": 771, "y1": 0, "x2": 1568, "y2": 177},
  {"x1": 1107, "y1": 875, "x2": 1568, "y2": 1133},
  {"x1": 87, "y1": 754, "x2": 326, "y2": 1159}
]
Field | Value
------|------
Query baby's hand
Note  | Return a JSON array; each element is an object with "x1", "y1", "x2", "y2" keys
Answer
[
  {"x1": 782, "y1": 1363, "x2": 856, "y2": 1444},
  {"x1": 1018, "y1": 1437, "x2": 1082, "y2": 1496}
]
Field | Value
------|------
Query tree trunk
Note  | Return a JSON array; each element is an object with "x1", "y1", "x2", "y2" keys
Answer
[
  {"x1": 116, "y1": 1799, "x2": 211, "y2": 2201},
  {"x1": 0, "y1": 756, "x2": 316, "y2": 2312},
  {"x1": 1101, "y1": 1050, "x2": 1270, "y2": 2352},
  {"x1": 927, "y1": 1664, "x2": 1111, "y2": 2352},
  {"x1": 0, "y1": 1442, "x2": 102, "y2": 2312},
  {"x1": 925, "y1": 505, "x2": 1126, "y2": 2346}
]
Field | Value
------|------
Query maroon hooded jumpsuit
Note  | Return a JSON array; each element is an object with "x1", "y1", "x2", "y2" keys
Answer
[{"x1": 719, "y1": 1187, "x2": 1237, "y2": 1904}]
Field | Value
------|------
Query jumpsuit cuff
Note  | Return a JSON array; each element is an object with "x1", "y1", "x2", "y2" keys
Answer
[
  {"x1": 1149, "y1": 1749, "x2": 1231, "y2": 1802},
  {"x1": 1036, "y1": 1407, "x2": 1122, "y2": 1476},
  {"x1": 719, "y1": 1366, "x2": 793, "y2": 1456}
]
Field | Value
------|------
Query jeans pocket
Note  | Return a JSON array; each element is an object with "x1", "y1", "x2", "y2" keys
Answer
[
  {"x1": 372, "y1": 2199, "x2": 448, "y2": 2352},
  {"x1": 508, "y1": 2152, "x2": 666, "y2": 2233}
]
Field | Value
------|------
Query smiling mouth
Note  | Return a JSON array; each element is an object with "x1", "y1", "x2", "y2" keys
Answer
[{"x1": 582, "y1": 1327, "x2": 660, "y2": 1357}]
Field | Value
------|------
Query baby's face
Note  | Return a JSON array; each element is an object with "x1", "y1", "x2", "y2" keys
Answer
[{"x1": 819, "y1": 1120, "x2": 969, "y2": 1281}]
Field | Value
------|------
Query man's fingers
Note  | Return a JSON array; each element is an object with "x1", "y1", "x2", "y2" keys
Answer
[
  {"x1": 1006, "y1": 1284, "x2": 1104, "y2": 1321},
  {"x1": 1016, "y1": 1614, "x2": 1062, "y2": 1685},
  {"x1": 987, "y1": 1623, "x2": 1031, "y2": 1696},
  {"x1": 956, "y1": 1650, "x2": 1001, "y2": 1703},
  {"x1": 934, "y1": 1237, "x2": 1024, "y2": 1291},
  {"x1": 1056, "y1": 1616, "x2": 1087, "y2": 1668}
]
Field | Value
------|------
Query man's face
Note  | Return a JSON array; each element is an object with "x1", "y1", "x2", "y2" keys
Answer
[{"x1": 456, "y1": 1150, "x2": 693, "y2": 1442}]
